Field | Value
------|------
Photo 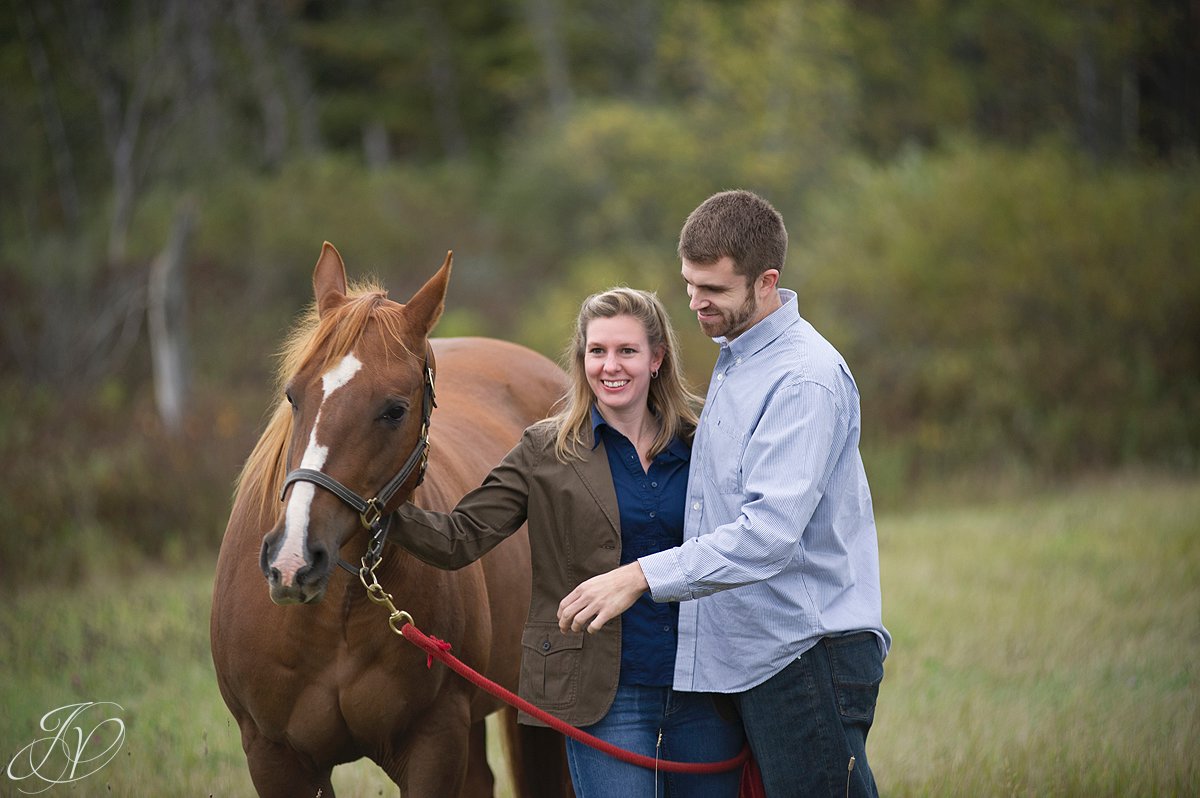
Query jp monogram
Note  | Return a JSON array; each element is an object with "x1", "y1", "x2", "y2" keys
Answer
[{"x1": 6, "y1": 702, "x2": 126, "y2": 794}]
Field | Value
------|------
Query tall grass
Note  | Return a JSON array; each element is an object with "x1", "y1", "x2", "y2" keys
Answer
[
  {"x1": 871, "y1": 471, "x2": 1199, "y2": 796},
  {"x1": 1, "y1": 472, "x2": 1196, "y2": 796}
]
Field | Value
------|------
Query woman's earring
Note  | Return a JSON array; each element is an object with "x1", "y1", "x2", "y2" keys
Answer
[{"x1": 651, "y1": 369, "x2": 660, "y2": 379}]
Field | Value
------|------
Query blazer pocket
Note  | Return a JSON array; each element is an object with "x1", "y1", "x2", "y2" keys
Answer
[{"x1": 520, "y1": 622, "x2": 585, "y2": 710}]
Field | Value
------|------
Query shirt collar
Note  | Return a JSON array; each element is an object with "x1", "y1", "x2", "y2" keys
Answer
[
  {"x1": 589, "y1": 405, "x2": 690, "y2": 462},
  {"x1": 589, "y1": 405, "x2": 607, "y2": 449},
  {"x1": 717, "y1": 288, "x2": 800, "y2": 359},
  {"x1": 661, "y1": 432, "x2": 691, "y2": 463}
]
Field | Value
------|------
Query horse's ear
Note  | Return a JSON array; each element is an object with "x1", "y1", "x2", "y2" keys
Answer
[
  {"x1": 313, "y1": 242, "x2": 348, "y2": 318},
  {"x1": 405, "y1": 251, "x2": 452, "y2": 335}
]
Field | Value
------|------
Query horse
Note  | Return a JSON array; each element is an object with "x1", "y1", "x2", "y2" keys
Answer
[{"x1": 210, "y1": 243, "x2": 573, "y2": 797}]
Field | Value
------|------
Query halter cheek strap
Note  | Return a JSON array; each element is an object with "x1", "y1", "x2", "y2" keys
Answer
[{"x1": 280, "y1": 355, "x2": 437, "y2": 574}]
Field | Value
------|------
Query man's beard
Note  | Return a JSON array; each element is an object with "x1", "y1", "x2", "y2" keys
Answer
[{"x1": 700, "y1": 292, "x2": 758, "y2": 340}]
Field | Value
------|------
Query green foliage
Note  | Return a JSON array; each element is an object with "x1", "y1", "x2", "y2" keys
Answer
[
  {"x1": 658, "y1": 0, "x2": 856, "y2": 190},
  {"x1": 1, "y1": 0, "x2": 1196, "y2": 577},
  {"x1": 0, "y1": 379, "x2": 247, "y2": 589},
  {"x1": 493, "y1": 102, "x2": 715, "y2": 280},
  {"x1": 845, "y1": 0, "x2": 1186, "y2": 159},
  {"x1": 799, "y1": 141, "x2": 1200, "y2": 477},
  {"x1": 187, "y1": 157, "x2": 495, "y2": 306},
  {"x1": 295, "y1": 0, "x2": 539, "y2": 160}
]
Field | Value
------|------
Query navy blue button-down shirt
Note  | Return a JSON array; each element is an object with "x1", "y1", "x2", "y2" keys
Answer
[{"x1": 591, "y1": 407, "x2": 690, "y2": 686}]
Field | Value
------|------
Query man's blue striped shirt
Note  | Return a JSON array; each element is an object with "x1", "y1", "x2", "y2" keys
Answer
[{"x1": 639, "y1": 289, "x2": 891, "y2": 692}]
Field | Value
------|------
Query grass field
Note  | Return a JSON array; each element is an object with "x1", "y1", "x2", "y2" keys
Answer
[{"x1": 1, "y1": 472, "x2": 1196, "y2": 796}]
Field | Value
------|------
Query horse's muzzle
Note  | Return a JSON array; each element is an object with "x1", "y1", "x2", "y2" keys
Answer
[{"x1": 260, "y1": 532, "x2": 332, "y2": 605}]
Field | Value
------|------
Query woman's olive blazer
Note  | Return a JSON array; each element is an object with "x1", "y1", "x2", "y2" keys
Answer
[{"x1": 392, "y1": 420, "x2": 627, "y2": 727}]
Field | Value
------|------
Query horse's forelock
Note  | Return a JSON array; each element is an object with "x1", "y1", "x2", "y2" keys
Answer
[{"x1": 283, "y1": 284, "x2": 383, "y2": 377}]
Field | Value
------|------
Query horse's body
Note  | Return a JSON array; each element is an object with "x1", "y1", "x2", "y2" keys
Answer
[{"x1": 210, "y1": 244, "x2": 571, "y2": 796}]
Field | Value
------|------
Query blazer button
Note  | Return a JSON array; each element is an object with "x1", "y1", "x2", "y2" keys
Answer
[{"x1": 542, "y1": 640, "x2": 552, "y2": 651}]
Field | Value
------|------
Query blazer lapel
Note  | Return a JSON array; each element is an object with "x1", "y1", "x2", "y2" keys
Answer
[{"x1": 568, "y1": 433, "x2": 621, "y2": 537}]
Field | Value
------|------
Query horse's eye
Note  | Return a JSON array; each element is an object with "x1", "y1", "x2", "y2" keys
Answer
[
  {"x1": 285, "y1": 389, "x2": 296, "y2": 410},
  {"x1": 381, "y1": 404, "x2": 407, "y2": 424}
]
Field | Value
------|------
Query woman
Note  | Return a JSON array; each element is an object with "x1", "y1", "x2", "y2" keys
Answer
[{"x1": 390, "y1": 287, "x2": 745, "y2": 796}]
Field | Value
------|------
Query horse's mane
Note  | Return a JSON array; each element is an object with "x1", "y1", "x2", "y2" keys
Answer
[{"x1": 234, "y1": 280, "x2": 417, "y2": 527}]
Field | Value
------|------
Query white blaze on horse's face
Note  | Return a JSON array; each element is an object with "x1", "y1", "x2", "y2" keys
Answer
[{"x1": 274, "y1": 354, "x2": 363, "y2": 587}]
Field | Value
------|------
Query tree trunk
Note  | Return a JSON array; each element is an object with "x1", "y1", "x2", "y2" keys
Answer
[
  {"x1": 418, "y1": 0, "x2": 469, "y2": 159},
  {"x1": 148, "y1": 200, "x2": 196, "y2": 436},
  {"x1": 523, "y1": 0, "x2": 573, "y2": 120},
  {"x1": 1075, "y1": 10, "x2": 1101, "y2": 161},
  {"x1": 632, "y1": 0, "x2": 660, "y2": 102},
  {"x1": 16, "y1": 4, "x2": 80, "y2": 228},
  {"x1": 234, "y1": 0, "x2": 290, "y2": 169}
]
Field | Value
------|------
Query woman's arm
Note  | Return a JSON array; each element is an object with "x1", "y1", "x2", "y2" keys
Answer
[{"x1": 390, "y1": 426, "x2": 542, "y2": 569}]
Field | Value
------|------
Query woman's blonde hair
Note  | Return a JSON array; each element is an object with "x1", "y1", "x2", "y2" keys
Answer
[{"x1": 549, "y1": 287, "x2": 701, "y2": 462}]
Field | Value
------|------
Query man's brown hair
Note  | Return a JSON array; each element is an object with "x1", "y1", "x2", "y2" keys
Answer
[{"x1": 678, "y1": 189, "x2": 788, "y2": 283}]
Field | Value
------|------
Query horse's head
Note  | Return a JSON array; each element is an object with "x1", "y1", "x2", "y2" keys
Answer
[{"x1": 260, "y1": 243, "x2": 449, "y2": 605}]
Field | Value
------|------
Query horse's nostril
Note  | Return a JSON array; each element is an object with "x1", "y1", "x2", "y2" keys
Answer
[{"x1": 269, "y1": 567, "x2": 281, "y2": 585}]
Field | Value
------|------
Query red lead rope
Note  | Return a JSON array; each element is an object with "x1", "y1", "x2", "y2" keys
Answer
[{"x1": 399, "y1": 622, "x2": 754, "y2": 776}]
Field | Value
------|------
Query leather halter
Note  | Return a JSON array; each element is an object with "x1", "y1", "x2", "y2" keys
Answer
[{"x1": 280, "y1": 355, "x2": 436, "y2": 574}]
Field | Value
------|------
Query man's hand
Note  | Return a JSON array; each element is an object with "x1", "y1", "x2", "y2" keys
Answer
[{"x1": 557, "y1": 562, "x2": 649, "y2": 634}]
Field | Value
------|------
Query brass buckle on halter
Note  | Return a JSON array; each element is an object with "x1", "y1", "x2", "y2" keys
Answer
[
  {"x1": 360, "y1": 498, "x2": 384, "y2": 530},
  {"x1": 359, "y1": 563, "x2": 415, "y2": 637}
]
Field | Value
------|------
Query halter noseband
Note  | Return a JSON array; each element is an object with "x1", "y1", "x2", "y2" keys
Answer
[{"x1": 279, "y1": 355, "x2": 437, "y2": 574}]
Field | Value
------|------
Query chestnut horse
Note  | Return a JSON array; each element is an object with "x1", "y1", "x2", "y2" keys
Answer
[{"x1": 210, "y1": 243, "x2": 572, "y2": 797}]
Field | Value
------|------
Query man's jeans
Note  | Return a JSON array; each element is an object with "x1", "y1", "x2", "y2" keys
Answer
[
  {"x1": 566, "y1": 684, "x2": 745, "y2": 797},
  {"x1": 734, "y1": 632, "x2": 884, "y2": 798}
]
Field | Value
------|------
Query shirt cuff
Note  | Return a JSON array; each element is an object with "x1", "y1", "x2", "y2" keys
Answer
[{"x1": 638, "y1": 548, "x2": 692, "y2": 603}]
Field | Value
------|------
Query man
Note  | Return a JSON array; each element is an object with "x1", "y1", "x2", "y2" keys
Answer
[{"x1": 558, "y1": 189, "x2": 890, "y2": 797}]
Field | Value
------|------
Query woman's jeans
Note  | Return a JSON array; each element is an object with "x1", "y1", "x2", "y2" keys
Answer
[
  {"x1": 734, "y1": 632, "x2": 884, "y2": 798},
  {"x1": 566, "y1": 684, "x2": 745, "y2": 797}
]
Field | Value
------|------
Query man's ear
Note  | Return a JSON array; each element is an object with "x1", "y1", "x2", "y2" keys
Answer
[{"x1": 757, "y1": 268, "x2": 781, "y2": 295}]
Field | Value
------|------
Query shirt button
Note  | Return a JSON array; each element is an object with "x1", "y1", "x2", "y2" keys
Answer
[
  {"x1": 692, "y1": 502, "x2": 700, "y2": 510},
  {"x1": 716, "y1": 373, "x2": 724, "y2": 381},
  {"x1": 651, "y1": 481, "x2": 658, "y2": 487},
  {"x1": 662, "y1": 626, "x2": 671, "y2": 632},
  {"x1": 542, "y1": 640, "x2": 551, "y2": 651},
  {"x1": 649, "y1": 511, "x2": 656, "y2": 518},
  {"x1": 735, "y1": 357, "x2": 742, "y2": 364}
]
